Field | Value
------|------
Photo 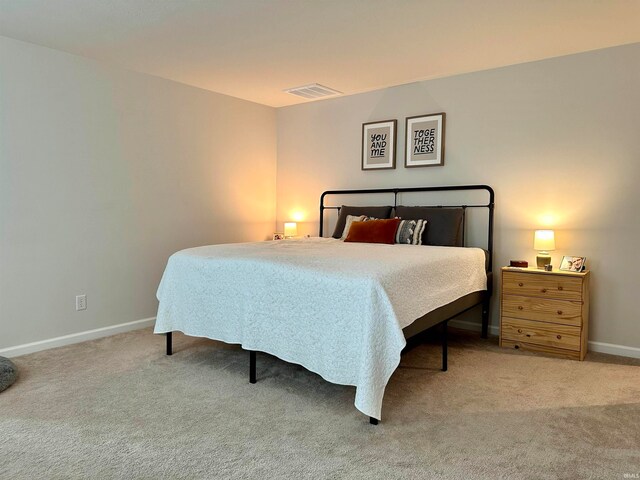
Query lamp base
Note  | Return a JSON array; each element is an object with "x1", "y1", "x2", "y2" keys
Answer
[{"x1": 536, "y1": 252, "x2": 551, "y2": 269}]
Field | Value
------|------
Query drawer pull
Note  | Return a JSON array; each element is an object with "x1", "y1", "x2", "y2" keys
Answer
[
  {"x1": 558, "y1": 286, "x2": 564, "y2": 291},
  {"x1": 556, "y1": 335, "x2": 562, "y2": 340},
  {"x1": 517, "y1": 329, "x2": 522, "y2": 333},
  {"x1": 518, "y1": 306, "x2": 524, "y2": 310},
  {"x1": 526, "y1": 334, "x2": 531, "y2": 337},
  {"x1": 514, "y1": 345, "x2": 520, "y2": 349},
  {"x1": 557, "y1": 310, "x2": 563, "y2": 315},
  {"x1": 541, "y1": 288, "x2": 547, "y2": 293},
  {"x1": 518, "y1": 282, "x2": 524, "y2": 287}
]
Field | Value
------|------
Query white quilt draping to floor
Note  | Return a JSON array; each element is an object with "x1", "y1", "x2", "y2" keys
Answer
[{"x1": 154, "y1": 237, "x2": 486, "y2": 419}]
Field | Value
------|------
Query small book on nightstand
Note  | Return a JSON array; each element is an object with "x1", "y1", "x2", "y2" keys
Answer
[{"x1": 500, "y1": 266, "x2": 590, "y2": 360}]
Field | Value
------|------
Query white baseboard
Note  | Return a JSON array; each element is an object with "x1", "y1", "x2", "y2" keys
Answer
[
  {"x1": 3, "y1": 316, "x2": 639, "y2": 360},
  {"x1": 587, "y1": 341, "x2": 640, "y2": 359},
  {"x1": 0, "y1": 317, "x2": 156, "y2": 358},
  {"x1": 450, "y1": 319, "x2": 640, "y2": 359}
]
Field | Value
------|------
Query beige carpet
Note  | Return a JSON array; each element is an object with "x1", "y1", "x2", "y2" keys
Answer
[{"x1": 1, "y1": 327, "x2": 639, "y2": 479}]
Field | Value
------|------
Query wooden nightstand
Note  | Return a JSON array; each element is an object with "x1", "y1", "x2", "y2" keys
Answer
[{"x1": 500, "y1": 267, "x2": 590, "y2": 360}]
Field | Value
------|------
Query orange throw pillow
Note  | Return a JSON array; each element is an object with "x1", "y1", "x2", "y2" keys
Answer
[{"x1": 344, "y1": 218, "x2": 401, "y2": 244}]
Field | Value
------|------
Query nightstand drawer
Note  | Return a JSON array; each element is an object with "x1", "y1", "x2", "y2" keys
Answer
[
  {"x1": 502, "y1": 295, "x2": 582, "y2": 326},
  {"x1": 500, "y1": 339, "x2": 581, "y2": 360},
  {"x1": 503, "y1": 271, "x2": 582, "y2": 301},
  {"x1": 501, "y1": 317, "x2": 581, "y2": 351}
]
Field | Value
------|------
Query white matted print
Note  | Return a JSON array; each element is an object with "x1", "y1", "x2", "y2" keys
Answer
[
  {"x1": 362, "y1": 120, "x2": 397, "y2": 170},
  {"x1": 405, "y1": 113, "x2": 445, "y2": 168}
]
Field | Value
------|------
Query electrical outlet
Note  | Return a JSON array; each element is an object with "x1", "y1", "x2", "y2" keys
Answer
[{"x1": 76, "y1": 295, "x2": 87, "y2": 311}]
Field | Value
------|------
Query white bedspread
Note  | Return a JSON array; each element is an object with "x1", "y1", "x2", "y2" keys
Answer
[{"x1": 154, "y1": 237, "x2": 487, "y2": 419}]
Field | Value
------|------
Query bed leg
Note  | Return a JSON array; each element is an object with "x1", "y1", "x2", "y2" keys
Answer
[
  {"x1": 481, "y1": 298, "x2": 490, "y2": 339},
  {"x1": 249, "y1": 351, "x2": 256, "y2": 384},
  {"x1": 442, "y1": 320, "x2": 448, "y2": 372},
  {"x1": 370, "y1": 417, "x2": 379, "y2": 425},
  {"x1": 166, "y1": 332, "x2": 173, "y2": 356}
]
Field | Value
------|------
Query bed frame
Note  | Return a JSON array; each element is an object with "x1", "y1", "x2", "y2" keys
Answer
[{"x1": 165, "y1": 184, "x2": 495, "y2": 425}]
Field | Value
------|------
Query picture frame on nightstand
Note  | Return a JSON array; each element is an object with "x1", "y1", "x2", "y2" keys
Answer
[{"x1": 559, "y1": 256, "x2": 586, "y2": 272}]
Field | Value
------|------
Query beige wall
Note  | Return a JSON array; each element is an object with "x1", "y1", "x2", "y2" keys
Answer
[
  {"x1": 2, "y1": 36, "x2": 638, "y2": 352},
  {"x1": 277, "y1": 43, "x2": 640, "y2": 349},
  {"x1": 0, "y1": 36, "x2": 277, "y2": 349}
]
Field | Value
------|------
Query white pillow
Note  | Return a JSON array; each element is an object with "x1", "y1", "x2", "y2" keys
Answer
[{"x1": 341, "y1": 215, "x2": 366, "y2": 240}]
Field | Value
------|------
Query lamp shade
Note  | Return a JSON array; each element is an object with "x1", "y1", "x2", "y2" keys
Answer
[
  {"x1": 534, "y1": 230, "x2": 555, "y2": 251},
  {"x1": 284, "y1": 222, "x2": 297, "y2": 237}
]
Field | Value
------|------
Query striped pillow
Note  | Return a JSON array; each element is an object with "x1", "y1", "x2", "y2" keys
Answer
[{"x1": 395, "y1": 219, "x2": 427, "y2": 245}]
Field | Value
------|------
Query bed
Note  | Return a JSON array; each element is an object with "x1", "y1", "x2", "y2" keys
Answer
[{"x1": 154, "y1": 185, "x2": 495, "y2": 423}]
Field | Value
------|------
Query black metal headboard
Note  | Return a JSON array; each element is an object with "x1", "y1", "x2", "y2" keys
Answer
[{"x1": 319, "y1": 185, "x2": 495, "y2": 273}]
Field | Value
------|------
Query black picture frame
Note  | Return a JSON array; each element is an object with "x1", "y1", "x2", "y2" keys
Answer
[
  {"x1": 405, "y1": 112, "x2": 445, "y2": 168},
  {"x1": 361, "y1": 119, "x2": 397, "y2": 170}
]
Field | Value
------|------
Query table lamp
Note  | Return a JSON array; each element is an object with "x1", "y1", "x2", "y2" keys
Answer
[
  {"x1": 284, "y1": 222, "x2": 297, "y2": 238},
  {"x1": 534, "y1": 230, "x2": 555, "y2": 269}
]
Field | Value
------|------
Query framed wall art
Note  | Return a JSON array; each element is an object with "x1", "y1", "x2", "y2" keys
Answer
[
  {"x1": 362, "y1": 119, "x2": 397, "y2": 170},
  {"x1": 405, "y1": 112, "x2": 445, "y2": 168}
]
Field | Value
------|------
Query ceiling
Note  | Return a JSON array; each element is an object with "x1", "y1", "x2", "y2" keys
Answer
[{"x1": 1, "y1": 0, "x2": 639, "y2": 107}]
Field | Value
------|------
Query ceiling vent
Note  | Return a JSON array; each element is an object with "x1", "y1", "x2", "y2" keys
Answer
[{"x1": 284, "y1": 83, "x2": 342, "y2": 99}]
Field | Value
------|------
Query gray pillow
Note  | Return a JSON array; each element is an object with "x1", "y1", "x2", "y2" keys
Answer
[
  {"x1": 331, "y1": 205, "x2": 393, "y2": 238},
  {"x1": 394, "y1": 206, "x2": 464, "y2": 246}
]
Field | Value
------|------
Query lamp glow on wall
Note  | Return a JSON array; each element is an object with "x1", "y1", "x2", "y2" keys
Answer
[
  {"x1": 291, "y1": 211, "x2": 305, "y2": 222},
  {"x1": 534, "y1": 230, "x2": 555, "y2": 269},
  {"x1": 284, "y1": 222, "x2": 298, "y2": 238}
]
